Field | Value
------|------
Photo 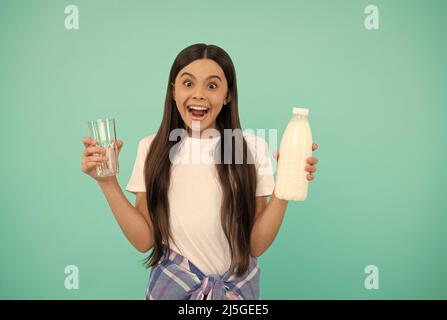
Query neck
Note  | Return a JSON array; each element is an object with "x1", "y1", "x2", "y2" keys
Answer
[{"x1": 186, "y1": 122, "x2": 220, "y2": 139}]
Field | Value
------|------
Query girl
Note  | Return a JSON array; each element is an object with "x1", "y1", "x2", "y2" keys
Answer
[{"x1": 80, "y1": 43, "x2": 319, "y2": 300}]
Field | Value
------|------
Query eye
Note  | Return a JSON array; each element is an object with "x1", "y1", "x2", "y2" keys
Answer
[
  {"x1": 183, "y1": 80, "x2": 192, "y2": 87},
  {"x1": 208, "y1": 82, "x2": 218, "y2": 89}
]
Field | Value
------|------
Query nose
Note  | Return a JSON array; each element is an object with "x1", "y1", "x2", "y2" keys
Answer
[
  {"x1": 192, "y1": 94, "x2": 206, "y2": 102},
  {"x1": 192, "y1": 87, "x2": 206, "y2": 102}
]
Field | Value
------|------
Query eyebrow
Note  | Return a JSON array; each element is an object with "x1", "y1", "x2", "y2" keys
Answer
[{"x1": 179, "y1": 72, "x2": 222, "y2": 82}]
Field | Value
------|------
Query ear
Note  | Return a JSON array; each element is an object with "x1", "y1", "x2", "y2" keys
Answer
[
  {"x1": 224, "y1": 92, "x2": 231, "y2": 105},
  {"x1": 171, "y1": 82, "x2": 176, "y2": 101}
]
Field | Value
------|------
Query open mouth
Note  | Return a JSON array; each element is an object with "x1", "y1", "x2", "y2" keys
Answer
[{"x1": 187, "y1": 105, "x2": 210, "y2": 121}]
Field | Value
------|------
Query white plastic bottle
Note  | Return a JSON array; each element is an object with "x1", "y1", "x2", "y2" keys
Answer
[{"x1": 274, "y1": 107, "x2": 313, "y2": 201}]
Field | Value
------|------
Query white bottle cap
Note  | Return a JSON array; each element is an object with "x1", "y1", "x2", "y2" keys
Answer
[{"x1": 293, "y1": 107, "x2": 309, "y2": 116}]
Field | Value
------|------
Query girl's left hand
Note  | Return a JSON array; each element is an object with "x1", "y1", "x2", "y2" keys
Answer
[{"x1": 273, "y1": 143, "x2": 319, "y2": 181}]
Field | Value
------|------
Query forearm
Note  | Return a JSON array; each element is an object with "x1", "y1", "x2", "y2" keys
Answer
[
  {"x1": 250, "y1": 191, "x2": 288, "y2": 257},
  {"x1": 97, "y1": 177, "x2": 152, "y2": 252}
]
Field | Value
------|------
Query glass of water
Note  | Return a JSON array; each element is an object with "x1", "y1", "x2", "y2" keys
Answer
[{"x1": 87, "y1": 117, "x2": 119, "y2": 177}]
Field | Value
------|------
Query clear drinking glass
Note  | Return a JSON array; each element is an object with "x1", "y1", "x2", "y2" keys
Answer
[{"x1": 87, "y1": 117, "x2": 119, "y2": 177}]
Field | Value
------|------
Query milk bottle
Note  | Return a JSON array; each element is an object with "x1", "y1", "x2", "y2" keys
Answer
[{"x1": 274, "y1": 108, "x2": 313, "y2": 201}]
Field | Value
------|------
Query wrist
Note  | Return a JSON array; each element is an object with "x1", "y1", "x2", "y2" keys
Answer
[
  {"x1": 271, "y1": 189, "x2": 289, "y2": 207},
  {"x1": 97, "y1": 175, "x2": 119, "y2": 188}
]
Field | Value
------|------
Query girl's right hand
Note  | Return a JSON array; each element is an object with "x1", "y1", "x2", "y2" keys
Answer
[{"x1": 81, "y1": 137, "x2": 124, "y2": 181}]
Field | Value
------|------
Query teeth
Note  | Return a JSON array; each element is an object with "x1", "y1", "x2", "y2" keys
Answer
[{"x1": 188, "y1": 105, "x2": 208, "y2": 111}]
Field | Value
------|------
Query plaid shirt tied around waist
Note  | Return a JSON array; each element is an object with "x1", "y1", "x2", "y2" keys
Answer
[{"x1": 145, "y1": 248, "x2": 260, "y2": 300}]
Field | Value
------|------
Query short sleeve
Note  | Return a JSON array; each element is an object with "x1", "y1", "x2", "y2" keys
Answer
[
  {"x1": 244, "y1": 134, "x2": 276, "y2": 197},
  {"x1": 125, "y1": 135, "x2": 155, "y2": 195}
]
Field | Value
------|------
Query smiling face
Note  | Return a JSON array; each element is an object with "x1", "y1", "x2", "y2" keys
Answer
[{"x1": 172, "y1": 58, "x2": 230, "y2": 136}]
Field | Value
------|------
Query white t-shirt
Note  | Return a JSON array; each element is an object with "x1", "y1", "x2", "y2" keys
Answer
[{"x1": 125, "y1": 132, "x2": 275, "y2": 275}]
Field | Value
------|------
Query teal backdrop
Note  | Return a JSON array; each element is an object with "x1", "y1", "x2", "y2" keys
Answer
[{"x1": 1, "y1": 0, "x2": 446, "y2": 299}]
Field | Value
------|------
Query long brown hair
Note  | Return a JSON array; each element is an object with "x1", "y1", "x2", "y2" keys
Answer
[{"x1": 143, "y1": 43, "x2": 257, "y2": 276}]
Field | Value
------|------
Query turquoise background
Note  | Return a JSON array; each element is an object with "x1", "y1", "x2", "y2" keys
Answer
[{"x1": 1, "y1": 0, "x2": 446, "y2": 299}]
